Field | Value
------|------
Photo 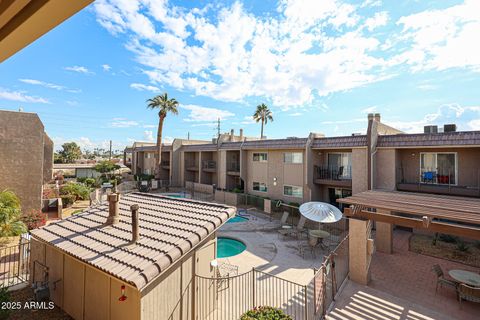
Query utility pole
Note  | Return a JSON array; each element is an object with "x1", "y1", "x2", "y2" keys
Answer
[
  {"x1": 187, "y1": 132, "x2": 190, "y2": 140},
  {"x1": 109, "y1": 140, "x2": 112, "y2": 160},
  {"x1": 217, "y1": 118, "x2": 221, "y2": 138}
]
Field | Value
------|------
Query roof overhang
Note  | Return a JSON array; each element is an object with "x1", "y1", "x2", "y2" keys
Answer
[
  {"x1": 339, "y1": 190, "x2": 480, "y2": 240},
  {"x1": 0, "y1": 0, "x2": 93, "y2": 63}
]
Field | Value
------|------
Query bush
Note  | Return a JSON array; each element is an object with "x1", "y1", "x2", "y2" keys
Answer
[
  {"x1": 240, "y1": 306, "x2": 292, "y2": 320},
  {"x1": 232, "y1": 188, "x2": 243, "y2": 193},
  {"x1": 456, "y1": 241, "x2": 470, "y2": 252},
  {"x1": 42, "y1": 187, "x2": 57, "y2": 199},
  {"x1": 60, "y1": 195, "x2": 76, "y2": 208},
  {"x1": 21, "y1": 210, "x2": 47, "y2": 230},
  {"x1": 135, "y1": 174, "x2": 154, "y2": 181},
  {"x1": 0, "y1": 287, "x2": 11, "y2": 320},
  {"x1": 0, "y1": 190, "x2": 20, "y2": 209},
  {"x1": 60, "y1": 182, "x2": 91, "y2": 201},
  {"x1": 0, "y1": 190, "x2": 27, "y2": 237},
  {"x1": 439, "y1": 234, "x2": 458, "y2": 244}
]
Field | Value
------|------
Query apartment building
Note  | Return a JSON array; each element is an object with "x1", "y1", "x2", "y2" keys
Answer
[
  {"x1": 125, "y1": 113, "x2": 480, "y2": 205},
  {"x1": 0, "y1": 110, "x2": 54, "y2": 212}
]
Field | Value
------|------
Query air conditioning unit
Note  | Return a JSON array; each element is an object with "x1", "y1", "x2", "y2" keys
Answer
[
  {"x1": 424, "y1": 125, "x2": 438, "y2": 134},
  {"x1": 444, "y1": 124, "x2": 457, "y2": 132}
]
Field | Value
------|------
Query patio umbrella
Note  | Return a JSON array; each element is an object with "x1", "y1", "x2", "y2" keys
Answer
[{"x1": 299, "y1": 202, "x2": 342, "y2": 223}]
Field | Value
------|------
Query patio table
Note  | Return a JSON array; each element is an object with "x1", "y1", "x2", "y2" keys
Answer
[
  {"x1": 309, "y1": 230, "x2": 330, "y2": 239},
  {"x1": 448, "y1": 270, "x2": 480, "y2": 287}
]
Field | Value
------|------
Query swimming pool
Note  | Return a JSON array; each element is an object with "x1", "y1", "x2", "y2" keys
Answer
[
  {"x1": 227, "y1": 215, "x2": 249, "y2": 223},
  {"x1": 217, "y1": 237, "x2": 246, "y2": 258},
  {"x1": 160, "y1": 193, "x2": 188, "y2": 198}
]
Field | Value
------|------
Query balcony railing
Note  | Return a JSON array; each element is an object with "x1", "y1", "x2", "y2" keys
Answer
[
  {"x1": 161, "y1": 161, "x2": 170, "y2": 167},
  {"x1": 314, "y1": 165, "x2": 352, "y2": 181},
  {"x1": 202, "y1": 160, "x2": 216, "y2": 170},
  {"x1": 227, "y1": 161, "x2": 240, "y2": 172},
  {"x1": 185, "y1": 161, "x2": 198, "y2": 170}
]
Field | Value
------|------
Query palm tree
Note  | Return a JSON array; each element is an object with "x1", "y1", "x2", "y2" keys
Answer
[
  {"x1": 253, "y1": 103, "x2": 273, "y2": 139},
  {"x1": 147, "y1": 93, "x2": 179, "y2": 179}
]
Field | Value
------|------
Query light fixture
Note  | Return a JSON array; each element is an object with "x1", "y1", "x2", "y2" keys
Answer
[{"x1": 273, "y1": 177, "x2": 277, "y2": 186}]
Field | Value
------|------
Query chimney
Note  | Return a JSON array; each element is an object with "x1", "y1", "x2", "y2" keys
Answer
[
  {"x1": 374, "y1": 113, "x2": 381, "y2": 122},
  {"x1": 230, "y1": 129, "x2": 234, "y2": 141},
  {"x1": 107, "y1": 193, "x2": 120, "y2": 225},
  {"x1": 367, "y1": 113, "x2": 374, "y2": 121},
  {"x1": 239, "y1": 129, "x2": 243, "y2": 140},
  {"x1": 130, "y1": 204, "x2": 140, "y2": 244}
]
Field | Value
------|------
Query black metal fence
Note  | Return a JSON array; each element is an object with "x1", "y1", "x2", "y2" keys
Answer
[
  {"x1": 0, "y1": 240, "x2": 30, "y2": 288},
  {"x1": 314, "y1": 165, "x2": 352, "y2": 181}
]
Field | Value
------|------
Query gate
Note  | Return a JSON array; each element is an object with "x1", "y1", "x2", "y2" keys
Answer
[{"x1": 0, "y1": 239, "x2": 30, "y2": 287}]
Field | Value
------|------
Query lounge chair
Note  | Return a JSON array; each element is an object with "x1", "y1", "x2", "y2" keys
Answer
[
  {"x1": 278, "y1": 216, "x2": 307, "y2": 239},
  {"x1": 458, "y1": 283, "x2": 480, "y2": 304},
  {"x1": 431, "y1": 264, "x2": 456, "y2": 292}
]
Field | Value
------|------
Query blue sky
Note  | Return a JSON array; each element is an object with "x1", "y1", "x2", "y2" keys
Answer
[{"x1": 1, "y1": 0, "x2": 479, "y2": 151}]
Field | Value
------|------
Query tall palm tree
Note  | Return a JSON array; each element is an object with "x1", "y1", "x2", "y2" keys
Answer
[
  {"x1": 253, "y1": 103, "x2": 273, "y2": 139},
  {"x1": 147, "y1": 93, "x2": 179, "y2": 179}
]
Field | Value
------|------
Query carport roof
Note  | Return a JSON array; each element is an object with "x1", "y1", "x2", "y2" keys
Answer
[{"x1": 31, "y1": 192, "x2": 236, "y2": 290}]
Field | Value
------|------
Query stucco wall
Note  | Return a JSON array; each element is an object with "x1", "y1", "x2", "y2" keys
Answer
[
  {"x1": 375, "y1": 148, "x2": 397, "y2": 190},
  {"x1": 351, "y1": 148, "x2": 369, "y2": 194},
  {"x1": 0, "y1": 110, "x2": 50, "y2": 213},
  {"x1": 43, "y1": 133, "x2": 53, "y2": 183},
  {"x1": 245, "y1": 149, "x2": 306, "y2": 203}
]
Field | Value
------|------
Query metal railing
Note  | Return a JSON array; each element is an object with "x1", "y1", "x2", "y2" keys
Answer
[
  {"x1": 202, "y1": 160, "x2": 217, "y2": 170},
  {"x1": 194, "y1": 234, "x2": 350, "y2": 320},
  {"x1": 0, "y1": 239, "x2": 30, "y2": 288},
  {"x1": 314, "y1": 165, "x2": 352, "y2": 181},
  {"x1": 185, "y1": 161, "x2": 199, "y2": 170},
  {"x1": 160, "y1": 161, "x2": 170, "y2": 167}
]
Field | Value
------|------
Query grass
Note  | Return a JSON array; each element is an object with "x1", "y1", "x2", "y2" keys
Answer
[{"x1": 410, "y1": 234, "x2": 480, "y2": 267}]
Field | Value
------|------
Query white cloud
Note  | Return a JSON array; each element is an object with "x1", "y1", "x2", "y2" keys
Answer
[
  {"x1": 143, "y1": 124, "x2": 156, "y2": 128},
  {"x1": 52, "y1": 136, "x2": 128, "y2": 151},
  {"x1": 130, "y1": 83, "x2": 160, "y2": 92},
  {"x1": 144, "y1": 130, "x2": 154, "y2": 141},
  {"x1": 396, "y1": 0, "x2": 480, "y2": 72},
  {"x1": 289, "y1": 112, "x2": 303, "y2": 116},
  {"x1": 384, "y1": 104, "x2": 480, "y2": 133},
  {"x1": 361, "y1": 106, "x2": 377, "y2": 113},
  {"x1": 321, "y1": 118, "x2": 365, "y2": 125},
  {"x1": 64, "y1": 65, "x2": 93, "y2": 74},
  {"x1": 364, "y1": 11, "x2": 388, "y2": 31},
  {"x1": 19, "y1": 78, "x2": 81, "y2": 93},
  {"x1": 102, "y1": 64, "x2": 112, "y2": 71},
  {"x1": 181, "y1": 104, "x2": 234, "y2": 122},
  {"x1": 110, "y1": 118, "x2": 139, "y2": 128},
  {"x1": 0, "y1": 88, "x2": 49, "y2": 104}
]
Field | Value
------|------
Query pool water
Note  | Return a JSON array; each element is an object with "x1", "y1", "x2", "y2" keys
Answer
[
  {"x1": 161, "y1": 193, "x2": 188, "y2": 198},
  {"x1": 217, "y1": 237, "x2": 246, "y2": 258},
  {"x1": 227, "y1": 215, "x2": 249, "y2": 223}
]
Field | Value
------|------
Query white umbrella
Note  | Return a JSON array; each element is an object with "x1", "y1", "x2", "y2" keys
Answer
[{"x1": 299, "y1": 202, "x2": 342, "y2": 223}]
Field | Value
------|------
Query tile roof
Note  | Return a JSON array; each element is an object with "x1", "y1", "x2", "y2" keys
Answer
[
  {"x1": 218, "y1": 141, "x2": 242, "y2": 150},
  {"x1": 182, "y1": 143, "x2": 218, "y2": 151},
  {"x1": 377, "y1": 131, "x2": 480, "y2": 148},
  {"x1": 242, "y1": 138, "x2": 307, "y2": 150},
  {"x1": 311, "y1": 135, "x2": 367, "y2": 148},
  {"x1": 130, "y1": 144, "x2": 172, "y2": 152},
  {"x1": 31, "y1": 192, "x2": 235, "y2": 290}
]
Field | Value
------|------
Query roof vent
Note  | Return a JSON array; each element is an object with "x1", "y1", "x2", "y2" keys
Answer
[
  {"x1": 107, "y1": 193, "x2": 120, "y2": 225},
  {"x1": 444, "y1": 124, "x2": 457, "y2": 133},
  {"x1": 130, "y1": 204, "x2": 140, "y2": 244},
  {"x1": 424, "y1": 125, "x2": 438, "y2": 134}
]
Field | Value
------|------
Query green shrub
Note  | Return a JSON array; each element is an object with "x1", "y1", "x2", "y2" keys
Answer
[
  {"x1": 60, "y1": 195, "x2": 76, "y2": 207},
  {"x1": 240, "y1": 306, "x2": 292, "y2": 320},
  {"x1": 0, "y1": 287, "x2": 11, "y2": 320},
  {"x1": 232, "y1": 188, "x2": 243, "y2": 193},
  {"x1": 60, "y1": 182, "x2": 91, "y2": 201},
  {"x1": 134, "y1": 174, "x2": 154, "y2": 181},
  {"x1": 439, "y1": 234, "x2": 458, "y2": 244},
  {"x1": 21, "y1": 210, "x2": 47, "y2": 230},
  {"x1": 456, "y1": 241, "x2": 470, "y2": 252},
  {"x1": 0, "y1": 190, "x2": 20, "y2": 209}
]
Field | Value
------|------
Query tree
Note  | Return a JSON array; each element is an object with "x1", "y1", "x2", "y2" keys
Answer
[
  {"x1": 253, "y1": 103, "x2": 273, "y2": 139},
  {"x1": 58, "y1": 142, "x2": 82, "y2": 163},
  {"x1": 147, "y1": 93, "x2": 179, "y2": 179},
  {"x1": 94, "y1": 160, "x2": 120, "y2": 180},
  {"x1": 0, "y1": 190, "x2": 27, "y2": 237}
]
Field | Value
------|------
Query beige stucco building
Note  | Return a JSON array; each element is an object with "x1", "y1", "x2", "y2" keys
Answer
[
  {"x1": 30, "y1": 192, "x2": 236, "y2": 320},
  {"x1": 0, "y1": 110, "x2": 53, "y2": 212},
  {"x1": 126, "y1": 113, "x2": 480, "y2": 205}
]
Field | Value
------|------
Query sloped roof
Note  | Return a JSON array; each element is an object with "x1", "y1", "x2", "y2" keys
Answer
[
  {"x1": 182, "y1": 144, "x2": 218, "y2": 151},
  {"x1": 129, "y1": 144, "x2": 173, "y2": 152},
  {"x1": 242, "y1": 138, "x2": 307, "y2": 150},
  {"x1": 311, "y1": 135, "x2": 367, "y2": 149},
  {"x1": 377, "y1": 131, "x2": 480, "y2": 148},
  {"x1": 31, "y1": 193, "x2": 235, "y2": 290}
]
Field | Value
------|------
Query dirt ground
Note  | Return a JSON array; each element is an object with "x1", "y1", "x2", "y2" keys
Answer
[
  {"x1": 410, "y1": 234, "x2": 480, "y2": 267},
  {"x1": 8, "y1": 286, "x2": 71, "y2": 320}
]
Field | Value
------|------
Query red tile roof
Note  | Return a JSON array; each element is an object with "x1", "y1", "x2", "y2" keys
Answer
[
  {"x1": 31, "y1": 193, "x2": 235, "y2": 290},
  {"x1": 311, "y1": 135, "x2": 367, "y2": 148}
]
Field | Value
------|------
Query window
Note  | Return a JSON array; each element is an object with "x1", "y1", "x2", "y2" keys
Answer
[
  {"x1": 253, "y1": 182, "x2": 267, "y2": 192},
  {"x1": 327, "y1": 153, "x2": 352, "y2": 179},
  {"x1": 144, "y1": 168, "x2": 151, "y2": 175},
  {"x1": 420, "y1": 152, "x2": 457, "y2": 185},
  {"x1": 145, "y1": 153, "x2": 154, "y2": 159},
  {"x1": 253, "y1": 152, "x2": 268, "y2": 162},
  {"x1": 283, "y1": 185, "x2": 303, "y2": 198},
  {"x1": 284, "y1": 152, "x2": 303, "y2": 164}
]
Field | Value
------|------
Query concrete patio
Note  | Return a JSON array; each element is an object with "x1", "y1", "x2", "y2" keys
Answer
[{"x1": 328, "y1": 230, "x2": 480, "y2": 320}]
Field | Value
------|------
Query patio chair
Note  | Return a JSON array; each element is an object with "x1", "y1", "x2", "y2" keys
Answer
[
  {"x1": 458, "y1": 283, "x2": 480, "y2": 304},
  {"x1": 298, "y1": 239, "x2": 316, "y2": 259},
  {"x1": 431, "y1": 264, "x2": 456, "y2": 292},
  {"x1": 278, "y1": 215, "x2": 307, "y2": 239}
]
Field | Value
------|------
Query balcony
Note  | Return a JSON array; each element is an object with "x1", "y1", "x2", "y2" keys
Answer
[
  {"x1": 202, "y1": 160, "x2": 216, "y2": 172},
  {"x1": 314, "y1": 165, "x2": 352, "y2": 187},
  {"x1": 185, "y1": 161, "x2": 199, "y2": 171},
  {"x1": 397, "y1": 169, "x2": 480, "y2": 197},
  {"x1": 227, "y1": 161, "x2": 240, "y2": 175},
  {"x1": 161, "y1": 161, "x2": 170, "y2": 169}
]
